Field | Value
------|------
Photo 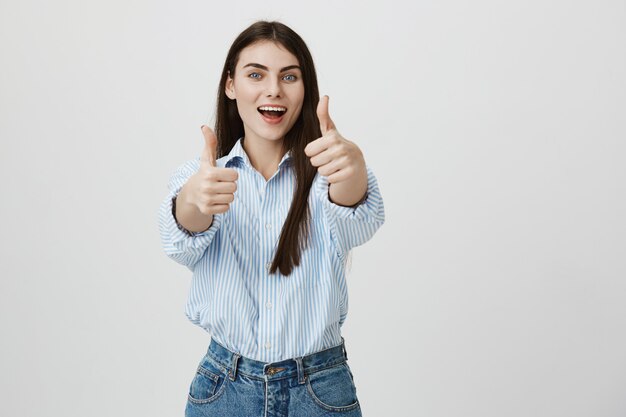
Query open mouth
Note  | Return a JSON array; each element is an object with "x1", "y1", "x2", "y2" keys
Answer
[{"x1": 257, "y1": 105, "x2": 287, "y2": 120}]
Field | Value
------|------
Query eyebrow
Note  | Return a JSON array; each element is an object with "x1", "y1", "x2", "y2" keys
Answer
[{"x1": 242, "y1": 63, "x2": 301, "y2": 72}]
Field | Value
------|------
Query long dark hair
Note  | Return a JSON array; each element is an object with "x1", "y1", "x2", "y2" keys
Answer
[{"x1": 214, "y1": 21, "x2": 320, "y2": 276}]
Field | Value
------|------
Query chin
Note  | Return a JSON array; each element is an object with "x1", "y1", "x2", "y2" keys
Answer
[
  {"x1": 244, "y1": 118, "x2": 297, "y2": 142},
  {"x1": 258, "y1": 127, "x2": 291, "y2": 142}
]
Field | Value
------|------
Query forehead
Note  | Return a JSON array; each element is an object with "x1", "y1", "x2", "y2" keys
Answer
[{"x1": 236, "y1": 41, "x2": 299, "y2": 70}]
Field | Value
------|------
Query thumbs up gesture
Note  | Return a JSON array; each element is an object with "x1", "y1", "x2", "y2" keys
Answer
[
  {"x1": 185, "y1": 125, "x2": 239, "y2": 216},
  {"x1": 304, "y1": 96, "x2": 368, "y2": 206}
]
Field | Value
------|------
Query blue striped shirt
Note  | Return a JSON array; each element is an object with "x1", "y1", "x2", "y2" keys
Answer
[{"x1": 158, "y1": 138, "x2": 385, "y2": 362}]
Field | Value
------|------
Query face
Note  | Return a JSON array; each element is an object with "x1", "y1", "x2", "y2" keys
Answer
[{"x1": 225, "y1": 41, "x2": 305, "y2": 145}]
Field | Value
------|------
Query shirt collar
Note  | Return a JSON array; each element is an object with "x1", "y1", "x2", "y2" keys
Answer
[{"x1": 224, "y1": 137, "x2": 293, "y2": 170}]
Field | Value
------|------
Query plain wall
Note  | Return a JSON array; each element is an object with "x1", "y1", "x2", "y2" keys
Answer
[{"x1": 1, "y1": 0, "x2": 625, "y2": 416}]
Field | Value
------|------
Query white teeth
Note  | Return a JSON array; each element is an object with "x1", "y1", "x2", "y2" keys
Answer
[{"x1": 258, "y1": 106, "x2": 286, "y2": 112}]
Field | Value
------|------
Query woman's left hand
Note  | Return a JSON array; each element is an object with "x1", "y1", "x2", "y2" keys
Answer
[{"x1": 304, "y1": 95, "x2": 367, "y2": 185}]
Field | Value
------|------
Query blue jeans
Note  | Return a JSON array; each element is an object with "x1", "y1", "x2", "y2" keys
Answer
[{"x1": 185, "y1": 337, "x2": 362, "y2": 417}]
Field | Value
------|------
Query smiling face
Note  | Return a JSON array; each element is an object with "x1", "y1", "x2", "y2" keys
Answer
[{"x1": 225, "y1": 41, "x2": 305, "y2": 146}]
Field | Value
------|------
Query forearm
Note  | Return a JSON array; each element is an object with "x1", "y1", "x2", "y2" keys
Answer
[
  {"x1": 328, "y1": 165, "x2": 368, "y2": 207},
  {"x1": 175, "y1": 182, "x2": 214, "y2": 233}
]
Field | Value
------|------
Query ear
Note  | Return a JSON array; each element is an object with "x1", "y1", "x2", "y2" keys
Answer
[{"x1": 225, "y1": 72, "x2": 236, "y2": 100}]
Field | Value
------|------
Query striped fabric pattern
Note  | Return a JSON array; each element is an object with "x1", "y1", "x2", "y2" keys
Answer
[{"x1": 158, "y1": 138, "x2": 385, "y2": 362}]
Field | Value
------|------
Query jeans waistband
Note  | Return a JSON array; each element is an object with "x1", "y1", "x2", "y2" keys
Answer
[{"x1": 206, "y1": 337, "x2": 349, "y2": 383}]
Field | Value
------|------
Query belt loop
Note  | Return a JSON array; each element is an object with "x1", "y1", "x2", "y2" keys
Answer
[
  {"x1": 229, "y1": 353, "x2": 240, "y2": 381},
  {"x1": 295, "y1": 357, "x2": 305, "y2": 385},
  {"x1": 341, "y1": 337, "x2": 348, "y2": 361}
]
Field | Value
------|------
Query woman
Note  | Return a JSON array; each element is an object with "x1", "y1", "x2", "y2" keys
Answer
[{"x1": 158, "y1": 20, "x2": 385, "y2": 416}]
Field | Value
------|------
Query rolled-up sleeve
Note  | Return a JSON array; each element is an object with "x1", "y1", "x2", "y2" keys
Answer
[
  {"x1": 158, "y1": 159, "x2": 222, "y2": 270},
  {"x1": 317, "y1": 165, "x2": 385, "y2": 259}
]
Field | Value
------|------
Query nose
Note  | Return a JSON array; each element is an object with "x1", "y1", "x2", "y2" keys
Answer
[{"x1": 265, "y1": 77, "x2": 282, "y2": 98}]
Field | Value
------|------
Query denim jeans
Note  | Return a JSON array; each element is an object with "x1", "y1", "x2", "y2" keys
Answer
[{"x1": 185, "y1": 337, "x2": 362, "y2": 417}]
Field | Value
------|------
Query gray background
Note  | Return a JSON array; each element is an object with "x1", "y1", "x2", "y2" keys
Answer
[{"x1": 1, "y1": 0, "x2": 625, "y2": 416}]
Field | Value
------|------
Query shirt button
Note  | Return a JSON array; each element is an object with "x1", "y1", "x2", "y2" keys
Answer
[
  {"x1": 265, "y1": 342, "x2": 271, "y2": 349},
  {"x1": 265, "y1": 223, "x2": 271, "y2": 229},
  {"x1": 266, "y1": 301, "x2": 272, "y2": 309},
  {"x1": 266, "y1": 262, "x2": 271, "y2": 270}
]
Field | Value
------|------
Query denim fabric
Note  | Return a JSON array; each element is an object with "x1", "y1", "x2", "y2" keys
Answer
[{"x1": 185, "y1": 337, "x2": 362, "y2": 417}]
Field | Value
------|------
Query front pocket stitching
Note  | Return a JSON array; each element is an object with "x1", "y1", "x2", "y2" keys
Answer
[
  {"x1": 196, "y1": 366, "x2": 219, "y2": 383},
  {"x1": 305, "y1": 374, "x2": 360, "y2": 412},
  {"x1": 187, "y1": 367, "x2": 230, "y2": 404}
]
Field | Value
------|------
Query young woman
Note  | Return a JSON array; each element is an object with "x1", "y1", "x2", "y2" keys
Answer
[{"x1": 159, "y1": 20, "x2": 385, "y2": 417}]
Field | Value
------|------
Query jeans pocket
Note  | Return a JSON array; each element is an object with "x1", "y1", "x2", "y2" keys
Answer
[
  {"x1": 305, "y1": 362, "x2": 360, "y2": 412},
  {"x1": 187, "y1": 355, "x2": 230, "y2": 404}
]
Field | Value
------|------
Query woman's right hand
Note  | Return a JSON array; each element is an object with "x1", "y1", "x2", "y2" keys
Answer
[
  {"x1": 186, "y1": 125, "x2": 239, "y2": 215},
  {"x1": 175, "y1": 126, "x2": 238, "y2": 233}
]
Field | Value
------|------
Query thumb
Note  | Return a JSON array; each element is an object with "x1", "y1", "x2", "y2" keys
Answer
[
  {"x1": 317, "y1": 95, "x2": 336, "y2": 135},
  {"x1": 200, "y1": 125, "x2": 218, "y2": 167}
]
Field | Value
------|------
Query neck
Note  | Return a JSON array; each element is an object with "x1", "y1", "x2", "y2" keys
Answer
[{"x1": 241, "y1": 135, "x2": 286, "y2": 181}]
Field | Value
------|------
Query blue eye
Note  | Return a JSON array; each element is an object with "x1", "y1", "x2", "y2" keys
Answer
[
  {"x1": 283, "y1": 74, "x2": 297, "y2": 81},
  {"x1": 249, "y1": 72, "x2": 261, "y2": 79}
]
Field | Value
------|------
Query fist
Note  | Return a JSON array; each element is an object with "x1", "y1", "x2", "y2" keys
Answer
[
  {"x1": 304, "y1": 96, "x2": 366, "y2": 184},
  {"x1": 186, "y1": 125, "x2": 239, "y2": 216}
]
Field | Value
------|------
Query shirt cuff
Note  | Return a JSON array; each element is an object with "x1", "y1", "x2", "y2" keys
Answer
[
  {"x1": 316, "y1": 165, "x2": 383, "y2": 222},
  {"x1": 165, "y1": 193, "x2": 222, "y2": 242}
]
